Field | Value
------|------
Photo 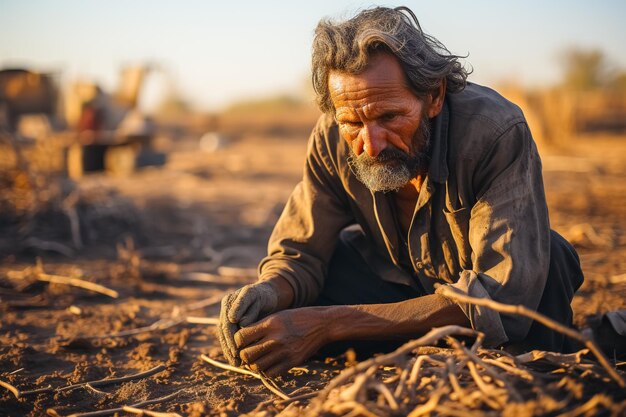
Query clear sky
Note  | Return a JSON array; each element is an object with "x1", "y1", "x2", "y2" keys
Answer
[{"x1": 1, "y1": 0, "x2": 625, "y2": 111}]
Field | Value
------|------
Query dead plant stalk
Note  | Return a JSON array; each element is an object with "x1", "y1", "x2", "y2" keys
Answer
[{"x1": 436, "y1": 285, "x2": 625, "y2": 388}]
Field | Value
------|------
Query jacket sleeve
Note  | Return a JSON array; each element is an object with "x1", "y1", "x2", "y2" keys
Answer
[
  {"x1": 258, "y1": 116, "x2": 354, "y2": 307},
  {"x1": 436, "y1": 122, "x2": 551, "y2": 347}
]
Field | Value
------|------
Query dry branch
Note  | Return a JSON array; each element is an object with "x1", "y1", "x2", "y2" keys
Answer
[
  {"x1": 436, "y1": 284, "x2": 625, "y2": 388},
  {"x1": 482, "y1": 357, "x2": 534, "y2": 381},
  {"x1": 314, "y1": 325, "x2": 481, "y2": 405},
  {"x1": 406, "y1": 386, "x2": 445, "y2": 417},
  {"x1": 46, "y1": 389, "x2": 183, "y2": 417},
  {"x1": 392, "y1": 363, "x2": 411, "y2": 398},
  {"x1": 58, "y1": 365, "x2": 166, "y2": 392},
  {"x1": 8, "y1": 261, "x2": 118, "y2": 299},
  {"x1": 0, "y1": 379, "x2": 21, "y2": 399},
  {"x1": 185, "y1": 316, "x2": 220, "y2": 325},
  {"x1": 180, "y1": 272, "x2": 252, "y2": 286},
  {"x1": 77, "y1": 317, "x2": 185, "y2": 340},
  {"x1": 282, "y1": 290, "x2": 626, "y2": 417},
  {"x1": 200, "y1": 354, "x2": 290, "y2": 401},
  {"x1": 445, "y1": 357, "x2": 469, "y2": 406},
  {"x1": 516, "y1": 349, "x2": 590, "y2": 365},
  {"x1": 447, "y1": 336, "x2": 522, "y2": 401},
  {"x1": 36, "y1": 272, "x2": 118, "y2": 298},
  {"x1": 83, "y1": 384, "x2": 109, "y2": 396},
  {"x1": 371, "y1": 381, "x2": 399, "y2": 410},
  {"x1": 122, "y1": 406, "x2": 183, "y2": 417},
  {"x1": 74, "y1": 294, "x2": 223, "y2": 340},
  {"x1": 1, "y1": 365, "x2": 166, "y2": 400},
  {"x1": 0, "y1": 378, "x2": 53, "y2": 399},
  {"x1": 465, "y1": 360, "x2": 504, "y2": 410},
  {"x1": 9, "y1": 368, "x2": 25, "y2": 375},
  {"x1": 276, "y1": 390, "x2": 319, "y2": 406},
  {"x1": 200, "y1": 354, "x2": 259, "y2": 378},
  {"x1": 558, "y1": 394, "x2": 621, "y2": 417}
]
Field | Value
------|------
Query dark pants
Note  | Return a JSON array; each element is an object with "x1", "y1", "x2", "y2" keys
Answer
[{"x1": 315, "y1": 229, "x2": 583, "y2": 354}]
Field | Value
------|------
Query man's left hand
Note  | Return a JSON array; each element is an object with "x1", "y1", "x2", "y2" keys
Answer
[
  {"x1": 218, "y1": 281, "x2": 280, "y2": 366},
  {"x1": 234, "y1": 307, "x2": 329, "y2": 376}
]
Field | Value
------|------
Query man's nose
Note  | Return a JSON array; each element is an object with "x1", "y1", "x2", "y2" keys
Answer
[{"x1": 360, "y1": 124, "x2": 386, "y2": 157}]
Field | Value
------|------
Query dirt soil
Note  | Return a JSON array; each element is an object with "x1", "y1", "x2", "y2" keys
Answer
[{"x1": 1, "y1": 133, "x2": 625, "y2": 416}]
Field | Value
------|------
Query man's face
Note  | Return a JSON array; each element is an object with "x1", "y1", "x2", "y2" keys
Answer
[{"x1": 329, "y1": 53, "x2": 433, "y2": 192}]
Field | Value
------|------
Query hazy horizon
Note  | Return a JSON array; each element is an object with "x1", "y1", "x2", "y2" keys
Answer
[{"x1": 2, "y1": 0, "x2": 625, "y2": 112}]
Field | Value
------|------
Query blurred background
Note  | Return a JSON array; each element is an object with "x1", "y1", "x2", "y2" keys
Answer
[
  {"x1": 1, "y1": 0, "x2": 626, "y2": 257},
  {"x1": 2, "y1": 0, "x2": 626, "y2": 138},
  {"x1": 1, "y1": 4, "x2": 625, "y2": 414}
]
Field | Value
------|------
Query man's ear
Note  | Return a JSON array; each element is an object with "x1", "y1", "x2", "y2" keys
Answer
[{"x1": 426, "y1": 78, "x2": 447, "y2": 118}]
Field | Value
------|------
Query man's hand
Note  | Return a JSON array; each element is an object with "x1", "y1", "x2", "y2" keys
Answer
[
  {"x1": 234, "y1": 307, "x2": 329, "y2": 377},
  {"x1": 218, "y1": 281, "x2": 279, "y2": 366},
  {"x1": 228, "y1": 294, "x2": 469, "y2": 373}
]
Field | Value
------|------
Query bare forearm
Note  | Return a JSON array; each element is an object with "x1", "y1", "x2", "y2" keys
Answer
[
  {"x1": 325, "y1": 294, "x2": 470, "y2": 342},
  {"x1": 232, "y1": 293, "x2": 469, "y2": 376}
]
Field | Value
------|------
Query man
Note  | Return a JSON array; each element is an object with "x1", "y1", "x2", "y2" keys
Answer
[{"x1": 218, "y1": 6, "x2": 584, "y2": 376}]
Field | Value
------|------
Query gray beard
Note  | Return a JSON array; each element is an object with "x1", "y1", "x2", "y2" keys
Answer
[{"x1": 347, "y1": 116, "x2": 431, "y2": 193}]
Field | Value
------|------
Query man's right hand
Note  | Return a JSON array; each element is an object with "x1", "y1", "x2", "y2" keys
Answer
[{"x1": 218, "y1": 281, "x2": 279, "y2": 366}]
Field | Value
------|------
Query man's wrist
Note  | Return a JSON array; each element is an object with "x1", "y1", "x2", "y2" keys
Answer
[
  {"x1": 300, "y1": 305, "x2": 337, "y2": 346},
  {"x1": 322, "y1": 305, "x2": 352, "y2": 343},
  {"x1": 261, "y1": 275, "x2": 295, "y2": 311}
]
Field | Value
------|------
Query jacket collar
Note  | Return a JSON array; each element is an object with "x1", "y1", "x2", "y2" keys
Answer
[
  {"x1": 372, "y1": 190, "x2": 401, "y2": 266},
  {"x1": 427, "y1": 97, "x2": 450, "y2": 184}
]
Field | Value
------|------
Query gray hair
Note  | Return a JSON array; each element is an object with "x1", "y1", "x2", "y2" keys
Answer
[{"x1": 312, "y1": 6, "x2": 470, "y2": 114}]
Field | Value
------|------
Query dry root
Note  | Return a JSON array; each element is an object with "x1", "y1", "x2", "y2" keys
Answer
[{"x1": 248, "y1": 290, "x2": 626, "y2": 416}]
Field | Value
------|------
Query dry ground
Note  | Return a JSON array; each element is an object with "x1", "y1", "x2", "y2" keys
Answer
[{"x1": 0, "y1": 132, "x2": 625, "y2": 416}]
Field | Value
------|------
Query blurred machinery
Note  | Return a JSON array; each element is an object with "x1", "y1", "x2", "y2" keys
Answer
[
  {"x1": 0, "y1": 65, "x2": 165, "y2": 178},
  {"x1": 0, "y1": 69, "x2": 58, "y2": 132}
]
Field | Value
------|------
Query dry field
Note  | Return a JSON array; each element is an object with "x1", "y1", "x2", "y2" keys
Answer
[{"x1": 0, "y1": 131, "x2": 625, "y2": 416}]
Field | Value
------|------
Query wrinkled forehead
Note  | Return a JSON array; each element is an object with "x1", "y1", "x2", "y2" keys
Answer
[
  {"x1": 329, "y1": 53, "x2": 407, "y2": 87},
  {"x1": 328, "y1": 54, "x2": 416, "y2": 108}
]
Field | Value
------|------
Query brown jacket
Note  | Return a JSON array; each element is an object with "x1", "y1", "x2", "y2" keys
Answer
[{"x1": 258, "y1": 83, "x2": 550, "y2": 347}]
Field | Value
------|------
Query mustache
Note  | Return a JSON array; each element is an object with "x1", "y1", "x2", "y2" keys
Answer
[
  {"x1": 355, "y1": 146, "x2": 410, "y2": 164},
  {"x1": 354, "y1": 116, "x2": 432, "y2": 168}
]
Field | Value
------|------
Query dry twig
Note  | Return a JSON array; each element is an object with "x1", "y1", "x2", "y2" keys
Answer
[
  {"x1": 58, "y1": 365, "x2": 166, "y2": 393},
  {"x1": 8, "y1": 260, "x2": 118, "y2": 299},
  {"x1": 1, "y1": 365, "x2": 165, "y2": 399},
  {"x1": 0, "y1": 379, "x2": 21, "y2": 399},
  {"x1": 122, "y1": 406, "x2": 183, "y2": 417},
  {"x1": 281, "y1": 290, "x2": 626, "y2": 417},
  {"x1": 46, "y1": 389, "x2": 183, "y2": 417},
  {"x1": 447, "y1": 336, "x2": 522, "y2": 401},
  {"x1": 436, "y1": 285, "x2": 625, "y2": 388},
  {"x1": 73, "y1": 294, "x2": 223, "y2": 340},
  {"x1": 0, "y1": 378, "x2": 53, "y2": 399},
  {"x1": 200, "y1": 354, "x2": 290, "y2": 401},
  {"x1": 314, "y1": 325, "x2": 480, "y2": 405},
  {"x1": 185, "y1": 316, "x2": 220, "y2": 325},
  {"x1": 180, "y1": 272, "x2": 252, "y2": 286},
  {"x1": 406, "y1": 385, "x2": 446, "y2": 417}
]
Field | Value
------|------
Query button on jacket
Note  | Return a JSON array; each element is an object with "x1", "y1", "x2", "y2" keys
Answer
[{"x1": 258, "y1": 83, "x2": 550, "y2": 347}]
